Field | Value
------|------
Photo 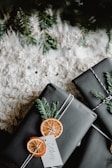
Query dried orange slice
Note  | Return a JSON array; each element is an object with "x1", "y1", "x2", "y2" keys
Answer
[
  {"x1": 27, "y1": 136, "x2": 46, "y2": 157},
  {"x1": 40, "y1": 118, "x2": 63, "y2": 139}
]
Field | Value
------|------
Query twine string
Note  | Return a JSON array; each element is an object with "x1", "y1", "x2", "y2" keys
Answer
[
  {"x1": 90, "y1": 68, "x2": 110, "y2": 95},
  {"x1": 92, "y1": 124, "x2": 112, "y2": 142},
  {"x1": 58, "y1": 94, "x2": 74, "y2": 120},
  {"x1": 20, "y1": 154, "x2": 31, "y2": 168},
  {"x1": 54, "y1": 94, "x2": 72, "y2": 119},
  {"x1": 90, "y1": 68, "x2": 112, "y2": 142},
  {"x1": 20, "y1": 144, "x2": 42, "y2": 168},
  {"x1": 92, "y1": 94, "x2": 112, "y2": 111}
]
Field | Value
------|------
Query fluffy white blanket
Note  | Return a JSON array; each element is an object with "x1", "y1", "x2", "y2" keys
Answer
[{"x1": 0, "y1": 15, "x2": 112, "y2": 132}]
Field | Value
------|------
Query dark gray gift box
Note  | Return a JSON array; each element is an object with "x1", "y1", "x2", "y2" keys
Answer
[
  {"x1": 73, "y1": 57, "x2": 112, "y2": 137},
  {"x1": 0, "y1": 84, "x2": 96, "y2": 168},
  {"x1": 64, "y1": 126, "x2": 112, "y2": 168}
]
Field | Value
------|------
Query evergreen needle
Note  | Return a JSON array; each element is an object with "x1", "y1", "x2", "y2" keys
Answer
[
  {"x1": 91, "y1": 90, "x2": 105, "y2": 100},
  {"x1": 35, "y1": 99, "x2": 48, "y2": 120},
  {"x1": 35, "y1": 98, "x2": 59, "y2": 120},
  {"x1": 0, "y1": 23, "x2": 4, "y2": 38}
]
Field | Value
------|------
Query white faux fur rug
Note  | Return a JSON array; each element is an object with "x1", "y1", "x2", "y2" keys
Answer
[{"x1": 0, "y1": 14, "x2": 112, "y2": 132}]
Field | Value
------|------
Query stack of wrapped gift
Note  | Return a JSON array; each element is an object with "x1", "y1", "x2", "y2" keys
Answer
[
  {"x1": 0, "y1": 84, "x2": 96, "y2": 168},
  {"x1": 73, "y1": 57, "x2": 112, "y2": 168}
]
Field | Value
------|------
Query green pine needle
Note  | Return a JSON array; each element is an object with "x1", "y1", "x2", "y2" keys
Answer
[
  {"x1": 26, "y1": 36, "x2": 37, "y2": 45},
  {"x1": 0, "y1": 7, "x2": 57, "y2": 51},
  {"x1": 35, "y1": 98, "x2": 48, "y2": 120},
  {"x1": 35, "y1": 98, "x2": 59, "y2": 120},
  {"x1": 107, "y1": 101, "x2": 112, "y2": 114},
  {"x1": 41, "y1": 98, "x2": 51, "y2": 118},
  {"x1": 91, "y1": 71, "x2": 112, "y2": 114},
  {"x1": 0, "y1": 23, "x2": 4, "y2": 38},
  {"x1": 20, "y1": 35, "x2": 37, "y2": 46},
  {"x1": 14, "y1": 8, "x2": 31, "y2": 36},
  {"x1": 38, "y1": 9, "x2": 57, "y2": 54},
  {"x1": 51, "y1": 101, "x2": 59, "y2": 119},
  {"x1": 38, "y1": 10, "x2": 57, "y2": 30},
  {"x1": 104, "y1": 72, "x2": 112, "y2": 94},
  {"x1": 5, "y1": 8, "x2": 37, "y2": 46},
  {"x1": 91, "y1": 90, "x2": 105, "y2": 100},
  {"x1": 39, "y1": 32, "x2": 57, "y2": 54}
]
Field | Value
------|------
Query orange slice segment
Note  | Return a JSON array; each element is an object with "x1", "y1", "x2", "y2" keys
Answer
[
  {"x1": 40, "y1": 118, "x2": 63, "y2": 139},
  {"x1": 27, "y1": 137, "x2": 46, "y2": 157}
]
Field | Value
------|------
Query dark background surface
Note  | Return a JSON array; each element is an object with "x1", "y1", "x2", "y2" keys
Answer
[
  {"x1": 0, "y1": 130, "x2": 12, "y2": 152},
  {"x1": 0, "y1": 0, "x2": 112, "y2": 30}
]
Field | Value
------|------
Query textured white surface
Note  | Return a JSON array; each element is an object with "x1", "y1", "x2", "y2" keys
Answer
[{"x1": 0, "y1": 15, "x2": 112, "y2": 132}]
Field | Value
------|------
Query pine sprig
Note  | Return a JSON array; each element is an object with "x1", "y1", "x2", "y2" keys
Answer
[
  {"x1": 51, "y1": 101, "x2": 59, "y2": 119},
  {"x1": 91, "y1": 90, "x2": 105, "y2": 100},
  {"x1": 35, "y1": 98, "x2": 59, "y2": 120},
  {"x1": 0, "y1": 7, "x2": 57, "y2": 52},
  {"x1": 38, "y1": 10, "x2": 57, "y2": 30},
  {"x1": 107, "y1": 101, "x2": 112, "y2": 114},
  {"x1": 39, "y1": 32, "x2": 57, "y2": 54},
  {"x1": 35, "y1": 98, "x2": 48, "y2": 120},
  {"x1": 38, "y1": 9, "x2": 57, "y2": 54},
  {"x1": 0, "y1": 23, "x2": 4, "y2": 39},
  {"x1": 20, "y1": 35, "x2": 37, "y2": 46},
  {"x1": 105, "y1": 72, "x2": 112, "y2": 94},
  {"x1": 41, "y1": 98, "x2": 51, "y2": 118},
  {"x1": 5, "y1": 8, "x2": 37, "y2": 46},
  {"x1": 91, "y1": 72, "x2": 112, "y2": 114},
  {"x1": 16, "y1": 8, "x2": 31, "y2": 36}
]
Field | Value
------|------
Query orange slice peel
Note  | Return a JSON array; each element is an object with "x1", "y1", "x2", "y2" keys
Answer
[
  {"x1": 40, "y1": 118, "x2": 63, "y2": 139},
  {"x1": 27, "y1": 136, "x2": 46, "y2": 157}
]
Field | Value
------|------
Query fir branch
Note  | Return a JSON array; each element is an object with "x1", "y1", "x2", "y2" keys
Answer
[
  {"x1": 35, "y1": 98, "x2": 59, "y2": 120},
  {"x1": 38, "y1": 9, "x2": 57, "y2": 54},
  {"x1": 20, "y1": 35, "x2": 37, "y2": 46},
  {"x1": 16, "y1": 8, "x2": 31, "y2": 36},
  {"x1": 91, "y1": 90, "x2": 105, "y2": 101},
  {"x1": 51, "y1": 101, "x2": 59, "y2": 119},
  {"x1": 35, "y1": 98, "x2": 48, "y2": 120},
  {"x1": 5, "y1": 7, "x2": 37, "y2": 46},
  {"x1": 107, "y1": 101, "x2": 112, "y2": 114},
  {"x1": 38, "y1": 10, "x2": 57, "y2": 30},
  {"x1": 39, "y1": 32, "x2": 57, "y2": 54},
  {"x1": 41, "y1": 98, "x2": 51, "y2": 118},
  {"x1": 105, "y1": 72, "x2": 112, "y2": 94},
  {"x1": 0, "y1": 23, "x2": 4, "y2": 39}
]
